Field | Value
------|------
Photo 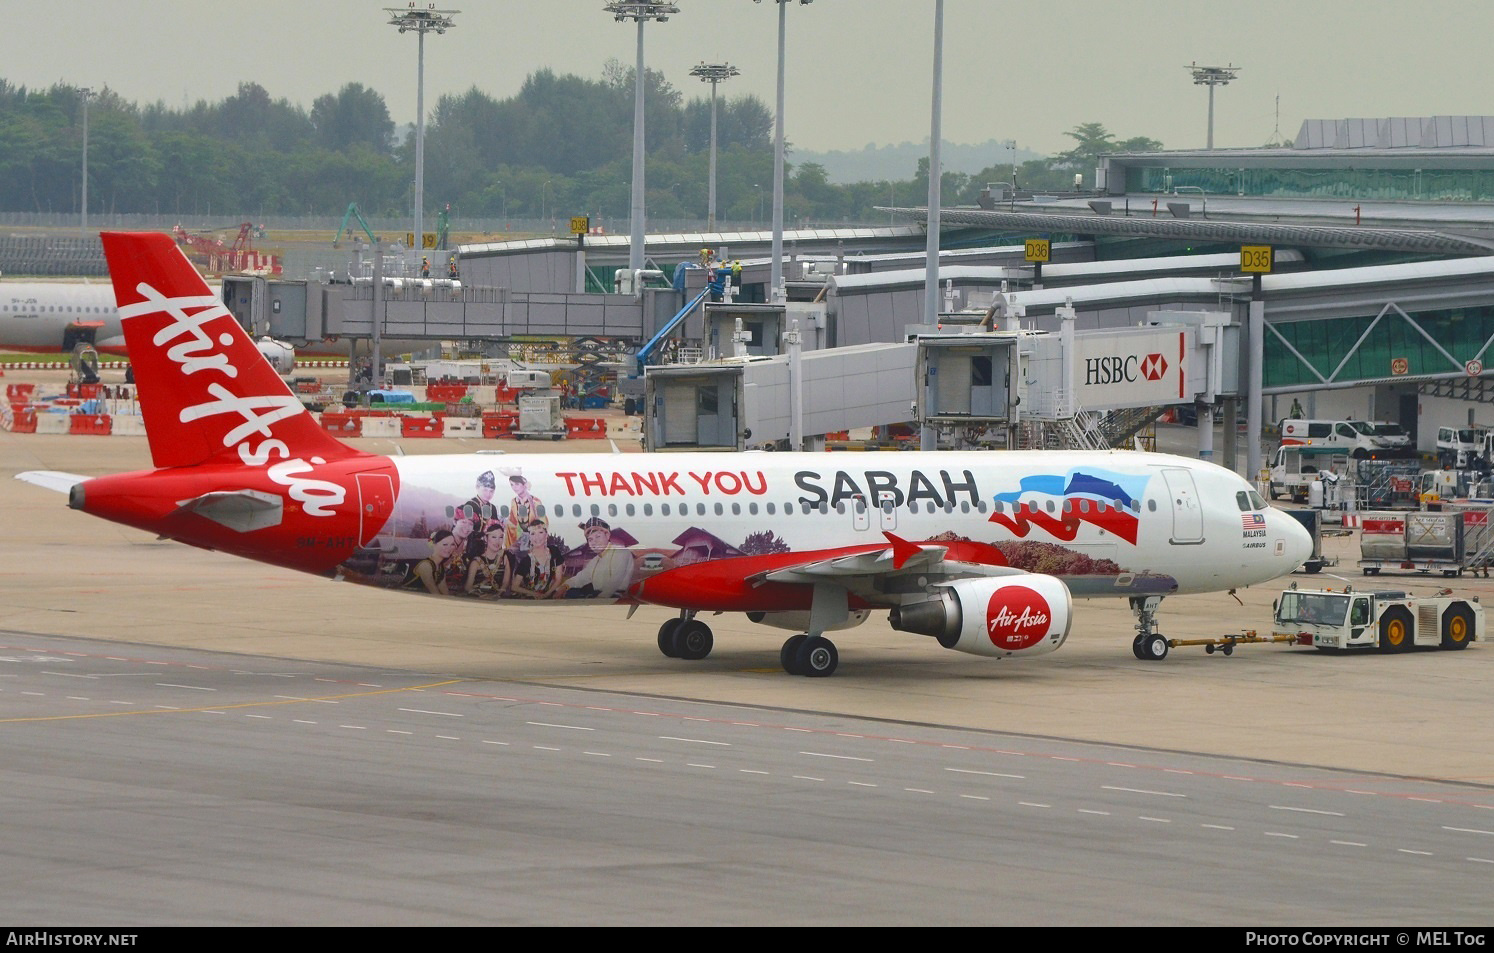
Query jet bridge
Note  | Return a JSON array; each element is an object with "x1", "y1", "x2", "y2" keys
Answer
[{"x1": 912, "y1": 305, "x2": 1238, "y2": 455}]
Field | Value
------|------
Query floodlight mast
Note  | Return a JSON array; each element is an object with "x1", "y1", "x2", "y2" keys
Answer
[
  {"x1": 386, "y1": 4, "x2": 459, "y2": 265},
  {"x1": 755, "y1": 0, "x2": 813, "y2": 303},
  {"x1": 79, "y1": 87, "x2": 94, "y2": 233},
  {"x1": 1188, "y1": 62, "x2": 1240, "y2": 150},
  {"x1": 690, "y1": 62, "x2": 739, "y2": 231},
  {"x1": 606, "y1": 2, "x2": 679, "y2": 278}
]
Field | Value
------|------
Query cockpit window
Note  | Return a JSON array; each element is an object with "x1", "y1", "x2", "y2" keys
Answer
[
  {"x1": 1236, "y1": 491, "x2": 1251, "y2": 512},
  {"x1": 1249, "y1": 489, "x2": 1267, "y2": 510}
]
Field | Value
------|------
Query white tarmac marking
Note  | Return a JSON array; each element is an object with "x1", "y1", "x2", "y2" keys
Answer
[
  {"x1": 399, "y1": 708, "x2": 463, "y2": 718},
  {"x1": 1444, "y1": 826, "x2": 1494, "y2": 836},
  {"x1": 157, "y1": 683, "x2": 214, "y2": 691},
  {"x1": 1271, "y1": 805, "x2": 1345, "y2": 817},
  {"x1": 947, "y1": 768, "x2": 1023, "y2": 779},
  {"x1": 660, "y1": 736, "x2": 729, "y2": 746},
  {"x1": 802, "y1": 751, "x2": 873, "y2": 762},
  {"x1": 528, "y1": 722, "x2": 591, "y2": 731},
  {"x1": 1102, "y1": 785, "x2": 1186, "y2": 798}
]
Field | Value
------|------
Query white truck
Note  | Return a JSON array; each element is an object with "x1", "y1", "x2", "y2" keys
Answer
[
  {"x1": 1267, "y1": 445, "x2": 1347, "y2": 503},
  {"x1": 1271, "y1": 583, "x2": 1482, "y2": 652}
]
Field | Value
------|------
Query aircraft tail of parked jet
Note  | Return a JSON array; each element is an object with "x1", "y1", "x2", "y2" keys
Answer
[{"x1": 16, "y1": 232, "x2": 1315, "y2": 675}]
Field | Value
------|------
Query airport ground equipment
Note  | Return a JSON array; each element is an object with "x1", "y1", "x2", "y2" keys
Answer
[
  {"x1": 1268, "y1": 446, "x2": 1347, "y2": 503},
  {"x1": 1284, "y1": 509, "x2": 1334, "y2": 574},
  {"x1": 334, "y1": 204, "x2": 378, "y2": 248},
  {"x1": 515, "y1": 392, "x2": 565, "y2": 440},
  {"x1": 1358, "y1": 508, "x2": 1494, "y2": 576},
  {"x1": 1271, "y1": 582, "x2": 1482, "y2": 652},
  {"x1": 1163, "y1": 630, "x2": 1304, "y2": 656}
]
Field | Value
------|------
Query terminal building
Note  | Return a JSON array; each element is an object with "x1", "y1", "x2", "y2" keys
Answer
[{"x1": 228, "y1": 116, "x2": 1494, "y2": 471}]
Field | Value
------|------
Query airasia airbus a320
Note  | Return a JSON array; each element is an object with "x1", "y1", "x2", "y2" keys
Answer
[{"x1": 16, "y1": 232, "x2": 1313, "y2": 676}]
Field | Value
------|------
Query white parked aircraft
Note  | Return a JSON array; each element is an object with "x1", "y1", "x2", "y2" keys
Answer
[{"x1": 15, "y1": 232, "x2": 1314, "y2": 675}]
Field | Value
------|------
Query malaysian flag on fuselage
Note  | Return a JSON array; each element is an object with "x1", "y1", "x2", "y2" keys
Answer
[
  {"x1": 1242, "y1": 512, "x2": 1266, "y2": 529},
  {"x1": 987, "y1": 468, "x2": 1152, "y2": 545}
]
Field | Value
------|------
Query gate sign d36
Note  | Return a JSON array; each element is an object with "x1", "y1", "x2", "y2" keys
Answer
[
  {"x1": 1024, "y1": 239, "x2": 1050, "y2": 263},
  {"x1": 1240, "y1": 245, "x2": 1273, "y2": 273}
]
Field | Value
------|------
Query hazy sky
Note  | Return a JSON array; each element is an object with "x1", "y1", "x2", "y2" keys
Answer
[{"x1": 5, "y1": 1, "x2": 1494, "y2": 157}]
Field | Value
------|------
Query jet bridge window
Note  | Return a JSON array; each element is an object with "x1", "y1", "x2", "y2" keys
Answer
[{"x1": 971, "y1": 356, "x2": 993, "y2": 386}]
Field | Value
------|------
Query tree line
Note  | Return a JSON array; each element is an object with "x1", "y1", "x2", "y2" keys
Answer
[{"x1": 0, "y1": 69, "x2": 1161, "y2": 227}]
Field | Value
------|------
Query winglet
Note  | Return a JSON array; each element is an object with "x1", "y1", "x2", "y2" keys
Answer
[{"x1": 883, "y1": 531, "x2": 923, "y2": 570}]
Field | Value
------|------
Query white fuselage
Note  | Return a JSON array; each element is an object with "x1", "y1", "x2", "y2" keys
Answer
[{"x1": 372, "y1": 449, "x2": 1312, "y2": 602}]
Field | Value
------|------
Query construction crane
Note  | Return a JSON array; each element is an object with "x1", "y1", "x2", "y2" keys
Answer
[{"x1": 333, "y1": 204, "x2": 379, "y2": 248}]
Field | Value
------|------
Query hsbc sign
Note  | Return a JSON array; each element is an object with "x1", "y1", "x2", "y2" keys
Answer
[
  {"x1": 1084, "y1": 352, "x2": 1169, "y2": 385},
  {"x1": 1074, "y1": 329, "x2": 1189, "y2": 408}
]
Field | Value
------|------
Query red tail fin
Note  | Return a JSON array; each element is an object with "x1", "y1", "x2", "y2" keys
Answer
[{"x1": 101, "y1": 232, "x2": 356, "y2": 469}]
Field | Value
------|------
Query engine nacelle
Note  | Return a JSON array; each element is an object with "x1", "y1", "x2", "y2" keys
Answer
[
  {"x1": 745, "y1": 609, "x2": 871, "y2": 632},
  {"x1": 889, "y1": 575, "x2": 1072, "y2": 658},
  {"x1": 255, "y1": 336, "x2": 296, "y2": 375}
]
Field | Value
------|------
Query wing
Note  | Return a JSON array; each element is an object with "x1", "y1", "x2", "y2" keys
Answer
[{"x1": 632, "y1": 531, "x2": 1023, "y2": 613}]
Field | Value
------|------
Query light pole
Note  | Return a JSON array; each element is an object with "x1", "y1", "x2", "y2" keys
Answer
[
  {"x1": 923, "y1": 0, "x2": 943, "y2": 330},
  {"x1": 542, "y1": 179, "x2": 551, "y2": 228},
  {"x1": 386, "y1": 3, "x2": 458, "y2": 267},
  {"x1": 756, "y1": 0, "x2": 813, "y2": 302},
  {"x1": 79, "y1": 87, "x2": 94, "y2": 233},
  {"x1": 1188, "y1": 62, "x2": 1239, "y2": 150},
  {"x1": 689, "y1": 62, "x2": 738, "y2": 232},
  {"x1": 606, "y1": 2, "x2": 678, "y2": 278}
]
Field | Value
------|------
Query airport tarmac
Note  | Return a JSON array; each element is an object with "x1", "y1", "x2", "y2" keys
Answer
[{"x1": 4, "y1": 421, "x2": 1493, "y2": 789}]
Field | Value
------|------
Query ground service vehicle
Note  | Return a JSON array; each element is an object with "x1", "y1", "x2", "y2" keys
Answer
[
  {"x1": 1268, "y1": 445, "x2": 1347, "y2": 503},
  {"x1": 1437, "y1": 426, "x2": 1483, "y2": 469},
  {"x1": 1279, "y1": 419, "x2": 1385, "y2": 458},
  {"x1": 1272, "y1": 583, "x2": 1482, "y2": 652}
]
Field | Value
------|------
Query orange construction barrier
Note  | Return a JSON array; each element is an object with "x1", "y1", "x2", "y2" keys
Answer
[
  {"x1": 400, "y1": 415, "x2": 444, "y2": 438},
  {"x1": 68, "y1": 414, "x2": 112, "y2": 435},
  {"x1": 564, "y1": 417, "x2": 607, "y2": 439},
  {"x1": 481, "y1": 411, "x2": 518, "y2": 438},
  {"x1": 319, "y1": 412, "x2": 363, "y2": 436},
  {"x1": 6, "y1": 383, "x2": 35, "y2": 402},
  {"x1": 495, "y1": 383, "x2": 521, "y2": 405},
  {"x1": 426, "y1": 383, "x2": 469, "y2": 403}
]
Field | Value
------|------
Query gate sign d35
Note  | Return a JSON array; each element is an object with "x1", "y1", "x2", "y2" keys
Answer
[
  {"x1": 1240, "y1": 245, "x2": 1273, "y2": 273},
  {"x1": 1024, "y1": 239, "x2": 1050, "y2": 263}
]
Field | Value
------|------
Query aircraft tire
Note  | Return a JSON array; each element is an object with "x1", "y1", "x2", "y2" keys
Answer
[
  {"x1": 674, "y1": 620, "x2": 714, "y2": 661},
  {"x1": 657, "y1": 618, "x2": 683, "y2": 658},
  {"x1": 1142, "y1": 634, "x2": 1169, "y2": 661},
  {"x1": 780, "y1": 634, "x2": 808, "y2": 675},
  {"x1": 1131, "y1": 634, "x2": 1148, "y2": 660},
  {"x1": 797, "y1": 636, "x2": 839, "y2": 678}
]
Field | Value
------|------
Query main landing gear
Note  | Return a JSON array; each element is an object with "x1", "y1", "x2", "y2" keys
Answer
[
  {"x1": 779, "y1": 634, "x2": 839, "y2": 677},
  {"x1": 657, "y1": 613, "x2": 714, "y2": 661},
  {"x1": 1129, "y1": 595, "x2": 1169, "y2": 661},
  {"x1": 655, "y1": 583, "x2": 851, "y2": 678}
]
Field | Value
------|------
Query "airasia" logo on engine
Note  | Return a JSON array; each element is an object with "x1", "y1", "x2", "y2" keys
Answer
[{"x1": 986, "y1": 585, "x2": 1052, "y2": 649}]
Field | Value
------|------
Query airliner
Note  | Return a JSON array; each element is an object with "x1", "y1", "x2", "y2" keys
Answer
[
  {"x1": 0, "y1": 273, "x2": 412, "y2": 367},
  {"x1": 14, "y1": 232, "x2": 1314, "y2": 676}
]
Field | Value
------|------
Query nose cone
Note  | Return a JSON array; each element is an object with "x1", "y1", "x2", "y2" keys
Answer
[{"x1": 1278, "y1": 510, "x2": 1315, "y2": 573}]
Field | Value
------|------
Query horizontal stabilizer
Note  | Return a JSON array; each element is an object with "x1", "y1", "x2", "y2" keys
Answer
[
  {"x1": 14, "y1": 471, "x2": 87, "y2": 494},
  {"x1": 172, "y1": 489, "x2": 284, "y2": 533}
]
